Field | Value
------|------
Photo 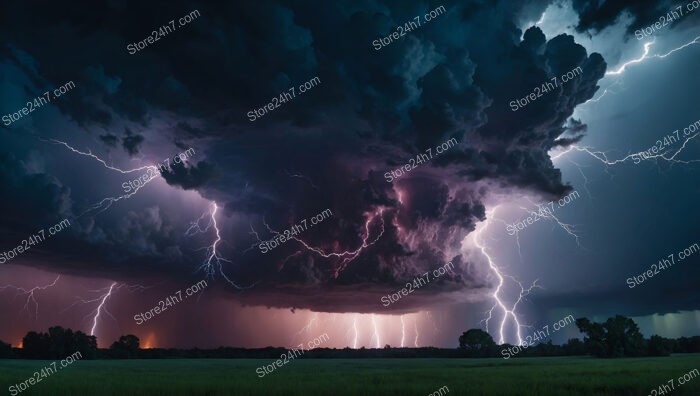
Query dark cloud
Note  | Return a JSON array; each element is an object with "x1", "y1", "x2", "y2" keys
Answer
[
  {"x1": 0, "y1": 0, "x2": 609, "y2": 313},
  {"x1": 570, "y1": 0, "x2": 698, "y2": 36},
  {"x1": 99, "y1": 133, "x2": 119, "y2": 147},
  {"x1": 161, "y1": 161, "x2": 218, "y2": 190},
  {"x1": 121, "y1": 128, "x2": 144, "y2": 156},
  {"x1": 0, "y1": 153, "x2": 73, "y2": 232}
]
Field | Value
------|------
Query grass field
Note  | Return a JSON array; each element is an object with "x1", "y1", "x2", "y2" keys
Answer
[{"x1": 1, "y1": 355, "x2": 699, "y2": 395}]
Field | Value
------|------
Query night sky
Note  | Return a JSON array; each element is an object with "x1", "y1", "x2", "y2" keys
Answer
[{"x1": 1, "y1": 0, "x2": 699, "y2": 349}]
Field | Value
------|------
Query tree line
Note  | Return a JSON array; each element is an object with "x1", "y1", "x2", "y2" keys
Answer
[
  {"x1": 1, "y1": 315, "x2": 698, "y2": 359},
  {"x1": 458, "y1": 315, "x2": 700, "y2": 358},
  {"x1": 0, "y1": 327, "x2": 141, "y2": 359}
]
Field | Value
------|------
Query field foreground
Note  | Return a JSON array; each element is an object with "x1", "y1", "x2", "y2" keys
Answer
[{"x1": 1, "y1": 355, "x2": 699, "y2": 395}]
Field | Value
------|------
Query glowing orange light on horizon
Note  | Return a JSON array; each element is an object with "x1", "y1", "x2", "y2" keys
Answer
[{"x1": 142, "y1": 333, "x2": 157, "y2": 349}]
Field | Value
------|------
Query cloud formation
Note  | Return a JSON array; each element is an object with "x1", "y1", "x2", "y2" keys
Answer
[{"x1": 0, "y1": 0, "x2": 608, "y2": 313}]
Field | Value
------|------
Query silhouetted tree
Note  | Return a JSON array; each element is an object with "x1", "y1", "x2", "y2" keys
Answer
[
  {"x1": 648, "y1": 335, "x2": 671, "y2": 356},
  {"x1": 678, "y1": 336, "x2": 700, "y2": 353},
  {"x1": 533, "y1": 340, "x2": 559, "y2": 356},
  {"x1": 459, "y1": 329, "x2": 495, "y2": 356},
  {"x1": 563, "y1": 338, "x2": 586, "y2": 356},
  {"x1": 603, "y1": 315, "x2": 645, "y2": 357},
  {"x1": 110, "y1": 335, "x2": 140, "y2": 358},
  {"x1": 72, "y1": 331, "x2": 98, "y2": 359},
  {"x1": 576, "y1": 318, "x2": 606, "y2": 357},
  {"x1": 19, "y1": 328, "x2": 96, "y2": 360},
  {"x1": 22, "y1": 331, "x2": 51, "y2": 359},
  {"x1": 0, "y1": 340, "x2": 12, "y2": 358},
  {"x1": 576, "y1": 315, "x2": 646, "y2": 357},
  {"x1": 48, "y1": 326, "x2": 74, "y2": 358}
]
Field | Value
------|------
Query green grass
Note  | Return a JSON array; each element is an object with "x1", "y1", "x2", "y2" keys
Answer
[{"x1": 1, "y1": 355, "x2": 699, "y2": 395}]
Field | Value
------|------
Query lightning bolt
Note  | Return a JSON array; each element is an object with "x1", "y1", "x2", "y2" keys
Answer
[
  {"x1": 551, "y1": 145, "x2": 639, "y2": 165},
  {"x1": 474, "y1": 210, "x2": 539, "y2": 345},
  {"x1": 567, "y1": 158, "x2": 594, "y2": 199},
  {"x1": 50, "y1": 141, "x2": 254, "y2": 290},
  {"x1": 186, "y1": 202, "x2": 250, "y2": 289},
  {"x1": 585, "y1": 36, "x2": 700, "y2": 105},
  {"x1": 45, "y1": 139, "x2": 160, "y2": 216},
  {"x1": 79, "y1": 178, "x2": 158, "y2": 216},
  {"x1": 0, "y1": 276, "x2": 61, "y2": 319},
  {"x1": 535, "y1": 12, "x2": 546, "y2": 25},
  {"x1": 250, "y1": 208, "x2": 385, "y2": 278},
  {"x1": 583, "y1": 78, "x2": 624, "y2": 104},
  {"x1": 292, "y1": 312, "x2": 320, "y2": 343},
  {"x1": 521, "y1": 12, "x2": 546, "y2": 40},
  {"x1": 185, "y1": 203, "x2": 218, "y2": 237},
  {"x1": 606, "y1": 41, "x2": 655, "y2": 76},
  {"x1": 414, "y1": 317, "x2": 420, "y2": 347},
  {"x1": 519, "y1": 198, "x2": 582, "y2": 247},
  {"x1": 284, "y1": 169, "x2": 320, "y2": 190},
  {"x1": 551, "y1": 130, "x2": 700, "y2": 167},
  {"x1": 286, "y1": 209, "x2": 385, "y2": 278},
  {"x1": 490, "y1": 214, "x2": 524, "y2": 261},
  {"x1": 606, "y1": 37, "x2": 700, "y2": 76},
  {"x1": 353, "y1": 315, "x2": 359, "y2": 348},
  {"x1": 62, "y1": 282, "x2": 149, "y2": 338},
  {"x1": 243, "y1": 223, "x2": 264, "y2": 255},
  {"x1": 654, "y1": 35, "x2": 700, "y2": 58},
  {"x1": 90, "y1": 282, "x2": 117, "y2": 336},
  {"x1": 400, "y1": 315, "x2": 406, "y2": 347},
  {"x1": 371, "y1": 314, "x2": 381, "y2": 348},
  {"x1": 46, "y1": 139, "x2": 154, "y2": 174}
]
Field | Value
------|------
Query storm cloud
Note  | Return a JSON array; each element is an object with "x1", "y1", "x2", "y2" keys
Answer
[{"x1": 1, "y1": 0, "x2": 608, "y2": 313}]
